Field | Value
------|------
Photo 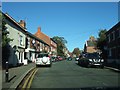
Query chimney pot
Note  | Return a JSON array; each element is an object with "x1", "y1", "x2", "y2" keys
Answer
[
  {"x1": 19, "y1": 20, "x2": 26, "y2": 29},
  {"x1": 38, "y1": 27, "x2": 41, "y2": 32}
]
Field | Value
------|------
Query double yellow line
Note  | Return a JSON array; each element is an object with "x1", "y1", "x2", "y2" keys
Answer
[{"x1": 22, "y1": 68, "x2": 38, "y2": 90}]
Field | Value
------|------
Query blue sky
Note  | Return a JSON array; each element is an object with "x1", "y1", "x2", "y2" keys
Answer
[{"x1": 2, "y1": 2, "x2": 118, "y2": 52}]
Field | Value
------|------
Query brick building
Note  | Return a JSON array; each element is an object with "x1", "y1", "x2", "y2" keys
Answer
[
  {"x1": 35, "y1": 27, "x2": 51, "y2": 53},
  {"x1": 50, "y1": 38, "x2": 57, "y2": 56},
  {"x1": 35, "y1": 27, "x2": 58, "y2": 55},
  {"x1": 106, "y1": 22, "x2": 120, "y2": 64},
  {"x1": 84, "y1": 36, "x2": 98, "y2": 53}
]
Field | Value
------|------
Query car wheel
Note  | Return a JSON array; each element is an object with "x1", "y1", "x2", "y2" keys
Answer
[
  {"x1": 48, "y1": 62, "x2": 52, "y2": 67},
  {"x1": 36, "y1": 65, "x2": 38, "y2": 67},
  {"x1": 86, "y1": 64, "x2": 90, "y2": 68},
  {"x1": 78, "y1": 60, "x2": 81, "y2": 65},
  {"x1": 48, "y1": 64, "x2": 52, "y2": 67},
  {"x1": 100, "y1": 65, "x2": 104, "y2": 69}
]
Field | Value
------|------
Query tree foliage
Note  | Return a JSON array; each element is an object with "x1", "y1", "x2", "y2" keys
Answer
[
  {"x1": 1, "y1": 12, "x2": 13, "y2": 68},
  {"x1": 1, "y1": 11, "x2": 13, "y2": 47},
  {"x1": 97, "y1": 29, "x2": 107, "y2": 51},
  {"x1": 72, "y1": 48, "x2": 81, "y2": 57},
  {"x1": 52, "y1": 36, "x2": 67, "y2": 56},
  {"x1": 96, "y1": 29, "x2": 107, "y2": 60},
  {"x1": 2, "y1": 14, "x2": 13, "y2": 47}
]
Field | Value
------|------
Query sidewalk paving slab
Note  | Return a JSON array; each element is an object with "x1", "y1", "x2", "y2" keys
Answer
[{"x1": 2, "y1": 63, "x2": 35, "y2": 90}]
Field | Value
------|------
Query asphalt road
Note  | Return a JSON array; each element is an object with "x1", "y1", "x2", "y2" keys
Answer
[{"x1": 30, "y1": 59, "x2": 120, "y2": 89}]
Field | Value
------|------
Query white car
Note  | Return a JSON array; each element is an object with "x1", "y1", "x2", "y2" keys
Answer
[{"x1": 36, "y1": 53, "x2": 52, "y2": 67}]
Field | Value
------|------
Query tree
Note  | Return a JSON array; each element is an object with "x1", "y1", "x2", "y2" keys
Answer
[
  {"x1": 52, "y1": 36, "x2": 67, "y2": 56},
  {"x1": 97, "y1": 29, "x2": 107, "y2": 51},
  {"x1": 96, "y1": 29, "x2": 107, "y2": 61},
  {"x1": 72, "y1": 48, "x2": 81, "y2": 57},
  {"x1": 1, "y1": 12, "x2": 13, "y2": 68},
  {"x1": 2, "y1": 12, "x2": 13, "y2": 47}
]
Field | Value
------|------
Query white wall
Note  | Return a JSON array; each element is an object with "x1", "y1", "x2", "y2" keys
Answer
[{"x1": 5, "y1": 19, "x2": 26, "y2": 66}]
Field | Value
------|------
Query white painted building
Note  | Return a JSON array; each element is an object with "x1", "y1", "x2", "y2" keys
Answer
[{"x1": 4, "y1": 13, "x2": 26, "y2": 66}]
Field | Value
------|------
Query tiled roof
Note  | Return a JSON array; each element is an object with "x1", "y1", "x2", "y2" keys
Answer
[
  {"x1": 3, "y1": 13, "x2": 26, "y2": 33},
  {"x1": 34, "y1": 27, "x2": 51, "y2": 46},
  {"x1": 106, "y1": 21, "x2": 120, "y2": 35}
]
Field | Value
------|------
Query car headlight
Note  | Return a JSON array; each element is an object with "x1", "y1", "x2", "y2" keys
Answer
[
  {"x1": 89, "y1": 59, "x2": 92, "y2": 61},
  {"x1": 101, "y1": 59, "x2": 104, "y2": 62}
]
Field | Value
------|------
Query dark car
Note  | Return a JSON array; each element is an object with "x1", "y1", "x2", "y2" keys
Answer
[
  {"x1": 67, "y1": 57, "x2": 72, "y2": 61},
  {"x1": 78, "y1": 53, "x2": 104, "y2": 68}
]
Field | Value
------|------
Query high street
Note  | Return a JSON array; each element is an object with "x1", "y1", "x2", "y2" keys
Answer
[{"x1": 30, "y1": 60, "x2": 120, "y2": 89}]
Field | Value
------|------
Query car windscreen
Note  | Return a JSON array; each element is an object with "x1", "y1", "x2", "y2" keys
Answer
[{"x1": 86, "y1": 53, "x2": 100, "y2": 59}]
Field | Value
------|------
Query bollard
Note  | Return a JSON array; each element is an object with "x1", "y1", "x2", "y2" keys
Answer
[{"x1": 5, "y1": 61, "x2": 9, "y2": 82}]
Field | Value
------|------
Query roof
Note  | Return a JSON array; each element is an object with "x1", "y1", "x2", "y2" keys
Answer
[
  {"x1": 106, "y1": 21, "x2": 120, "y2": 35},
  {"x1": 3, "y1": 12, "x2": 49, "y2": 46},
  {"x1": 34, "y1": 27, "x2": 51, "y2": 46},
  {"x1": 50, "y1": 38, "x2": 57, "y2": 44},
  {"x1": 3, "y1": 13, "x2": 26, "y2": 33},
  {"x1": 26, "y1": 31, "x2": 49, "y2": 46}
]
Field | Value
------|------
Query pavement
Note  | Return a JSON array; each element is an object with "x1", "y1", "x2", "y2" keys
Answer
[
  {"x1": 104, "y1": 66, "x2": 120, "y2": 72},
  {"x1": 2, "y1": 62, "x2": 36, "y2": 90}
]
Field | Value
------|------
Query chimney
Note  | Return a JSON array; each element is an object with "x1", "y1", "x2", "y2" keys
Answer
[
  {"x1": 19, "y1": 20, "x2": 26, "y2": 29},
  {"x1": 38, "y1": 27, "x2": 41, "y2": 32}
]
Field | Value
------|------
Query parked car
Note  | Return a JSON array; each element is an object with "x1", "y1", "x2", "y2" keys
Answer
[
  {"x1": 78, "y1": 53, "x2": 104, "y2": 68},
  {"x1": 75, "y1": 57, "x2": 79, "y2": 61},
  {"x1": 36, "y1": 53, "x2": 52, "y2": 67},
  {"x1": 51, "y1": 56, "x2": 57, "y2": 62},
  {"x1": 57, "y1": 56, "x2": 63, "y2": 61},
  {"x1": 67, "y1": 57, "x2": 72, "y2": 61},
  {"x1": 75, "y1": 57, "x2": 79, "y2": 63}
]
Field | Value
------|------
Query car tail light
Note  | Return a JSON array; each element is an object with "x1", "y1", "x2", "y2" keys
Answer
[{"x1": 48, "y1": 56, "x2": 50, "y2": 59}]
